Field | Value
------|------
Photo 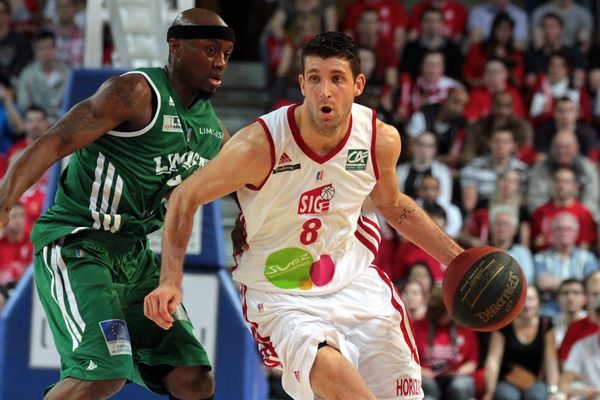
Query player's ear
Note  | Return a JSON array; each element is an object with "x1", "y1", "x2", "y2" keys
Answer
[
  {"x1": 168, "y1": 38, "x2": 183, "y2": 56},
  {"x1": 354, "y1": 73, "x2": 366, "y2": 97},
  {"x1": 299, "y1": 74, "x2": 305, "y2": 96}
]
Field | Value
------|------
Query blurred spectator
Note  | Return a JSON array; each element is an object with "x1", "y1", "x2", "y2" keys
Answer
[
  {"x1": 558, "y1": 270, "x2": 600, "y2": 363},
  {"x1": 483, "y1": 285, "x2": 560, "y2": 400},
  {"x1": 413, "y1": 287, "x2": 479, "y2": 400},
  {"x1": 489, "y1": 204, "x2": 535, "y2": 283},
  {"x1": 342, "y1": 0, "x2": 407, "y2": 60},
  {"x1": 396, "y1": 131, "x2": 452, "y2": 202},
  {"x1": 8, "y1": 0, "x2": 40, "y2": 35},
  {"x1": 531, "y1": 0, "x2": 594, "y2": 53},
  {"x1": 459, "y1": 128, "x2": 527, "y2": 214},
  {"x1": 408, "y1": 0, "x2": 468, "y2": 44},
  {"x1": 534, "y1": 212, "x2": 598, "y2": 317},
  {"x1": 530, "y1": 167, "x2": 597, "y2": 251},
  {"x1": 264, "y1": 0, "x2": 336, "y2": 39},
  {"x1": 406, "y1": 262, "x2": 435, "y2": 293},
  {"x1": 0, "y1": 203, "x2": 33, "y2": 289},
  {"x1": 525, "y1": 12, "x2": 587, "y2": 90},
  {"x1": 460, "y1": 169, "x2": 530, "y2": 248},
  {"x1": 0, "y1": 78, "x2": 24, "y2": 154},
  {"x1": 462, "y1": 91, "x2": 534, "y2": 164},
  {"x1": 395, "y1": 50, "x2": 462, "y2": 123},
  {"x1": 353, "y1": 8, "x2": 398, "y2": 117},
  {"x1": 529, "y1": 52, "x2": 592, "y2": 125},
  {"x1": 559, "y1": 295, "x2": 600, "y2": 399},
  {"x1": 463, "y1": 12, "x2": 525, "y2": 89},
  {"x1": 7, "y1": 104, "x2": 49, "y2": 162},
  {"x1": 355, "y1": 46, "x2": 387, "y2": 115},
  {"x1": 467, "y1": 0, "x2": 529, "y2": 50},
  {"x1": 464, "y1": 59, "x2": 526, "y2": 122},
  {"x1": 534, "y1": 96, "x2": 597, "y2": 159},
  {"x1": 399, "y1": 278, "x2": 428, "y2": 322},
  {"x1": 404, "y1": 88, "x2": 468, "y2": 167},
  {"x1": 391, "y1": 202, "x2": 447, "y2": 286},
  {"x1": 16, "y1": 30, "x2": 70, "y2": 123},
  {"x1": 43, "y1": 0, "x2": 85, "y2": 29},
  {"x1": 554, "y1": 278, "x2": 587, "y2": 347},
  {"x1": 415, "y1": 175, "x2": 462, "y2": 238},
  {"x1": 527, "y1": 131, "x2": 600, "y2": 220},
  {"x1": 46, "y1": 0, "x2": 84, "y2": 68},
  {"x1": 399, "y1": 6, "x2": 463, "y2": 81},
  {"x1": 0, "y1": 0, "x2": 33, "y2": 83}
]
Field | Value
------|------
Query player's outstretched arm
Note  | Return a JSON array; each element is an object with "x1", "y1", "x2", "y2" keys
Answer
[
  {"x1": 144, "y1": 121, "x2": 272, "y2": 329},
  {"x1": 369, "y1": 120, "x2": 463, "y2": 266},
  {"x1": 0, "y1": 74, "x2": 152, "y2": 227}
]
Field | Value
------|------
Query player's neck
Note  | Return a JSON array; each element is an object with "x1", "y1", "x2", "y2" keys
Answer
[{"x1": 296, "y1": 105, "x2": 349, "y2": 156}]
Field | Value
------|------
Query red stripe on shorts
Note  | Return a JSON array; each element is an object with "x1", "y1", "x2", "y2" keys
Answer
[
  {"x1": 240, "y1": 285, "x2": 282, "y2": 368},
  {"x1": 372, "y1": 267, "x2": 420, "y2": 365}
]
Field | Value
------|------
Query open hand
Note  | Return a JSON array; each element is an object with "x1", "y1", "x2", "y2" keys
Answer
[{"x1": 143, "y1": 284, "x2": 181, "y2": 330}]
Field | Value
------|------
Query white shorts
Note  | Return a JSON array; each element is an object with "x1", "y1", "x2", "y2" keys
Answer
[{"x1": 241, "y1": 266, "x2": 423, "y2": 400}]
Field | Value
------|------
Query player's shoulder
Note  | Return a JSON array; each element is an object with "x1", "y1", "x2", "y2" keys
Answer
[
  {"x1": 374, "y1": 119, "x2": 400, "y2": 145},
  {"x1": 97, "y1": 73, "x2": 152, "y2": 99}
]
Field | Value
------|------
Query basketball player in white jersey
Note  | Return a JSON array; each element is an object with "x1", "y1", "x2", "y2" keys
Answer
[{"x1": 145, "y1": 32, "x2": 464, "y2": 399}]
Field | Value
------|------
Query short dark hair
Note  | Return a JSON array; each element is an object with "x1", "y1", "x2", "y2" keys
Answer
[
  {"x1": 34, "y1": 29, "x2": 56, "y2": 44},
  {"x1": 26, "y1": 105, "x2": 48, "y2": 118},
  {"x1": 301, "y1": 32, "x2": 361, "y2": 78},
  {"x1": 0, "y1": 0, "x2": 11, "y2": 14},
  {"x1": 421, "y1": 6, "x2": 442, "y2": 21},
  {"x1": 559, "y1": 278, "x2": 584, "y2": 292},
  {"x1": 422, "y1": 200, "x2": 446, "y2": 221},
  {"x1": 541, "y1": 12, "x2": 564, "y2": 28}
]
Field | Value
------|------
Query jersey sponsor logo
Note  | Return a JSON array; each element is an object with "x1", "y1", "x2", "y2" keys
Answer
[
  {"x1": 154, "y1": 151, "x2": 210, "y2": 176},
  {"x1": 197, "y1": 127, "x2": 224, "y2": 139},
  {"x1": 264, "y1": 248, "x2": 314, "y2": 289},
  {"x1": 75, "y1": 249, "x2": 85, "y2": 257},
  {"x1": 298, "y1": 184, "x2": 335, "y2": 215},
  {"x1": 273, "y1": 163, "x2": 301, "y2": 174},
  {"x1": 345, "y1": 149, "x2": 369, "y2": 171},
  {"x1": 162, "y1": 115, "x2": 183, "y2": 133},
  {"x1": 264, "y1": 248, "x2": 336, "y2": 290},
  {"x1": 396, "y1": 377, "x2": 422, "y2": 396},
  {"x1": 99, "y1": 319, "x2": 132, "y2": 356},
  {"x1": 278, "y1": 152, "x2": 292, "y2": 164},
  {"x1": 168, "y1": 96, "x2": 175, "y2": 106},
  {"x1": 294, "y1": 370, "x2": 301, "y2": 383}
]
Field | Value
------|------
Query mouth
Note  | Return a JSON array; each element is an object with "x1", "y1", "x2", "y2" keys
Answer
[
  {"x1": 320, "y1": 106, "x2": 333, "y2": 114},
  {"x1": 208, "y1": 76, "x2": 222, "y2": 88}
]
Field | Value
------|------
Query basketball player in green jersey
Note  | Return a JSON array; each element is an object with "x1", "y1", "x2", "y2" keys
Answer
[{"x1": 0, "y1": 8, "x2": 233, "y2": 400}]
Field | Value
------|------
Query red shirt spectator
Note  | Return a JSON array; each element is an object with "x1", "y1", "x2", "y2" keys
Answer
[
  {"x1": 392, "y1": 240, "x2": 445, "y2": 285},
  {"x1": 0, "y1": 204, "x2": 33, "y2": 286},
  {"x1": 343, "y1": 0, "x2": 408, "y2": 51},
  {"x1": 558, "y1": 316, "x2": 599, "y2": 362},
  {"x1": 531, "y1": 202, "x2": 597, "y2": 251},
  {"x1": 465, "y1": 85, "x2": 525, "y2": 121},
  {"x1": 463, "y1": 43, "x2": 524, "y2": 89},
  {"x1": 409, "y1": 0, "x2": 468, "y2": 42}
]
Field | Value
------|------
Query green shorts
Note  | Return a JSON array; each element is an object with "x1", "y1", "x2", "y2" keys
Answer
[{"x1": 33, "y1": 230, "x2": 211, "y2": 395}]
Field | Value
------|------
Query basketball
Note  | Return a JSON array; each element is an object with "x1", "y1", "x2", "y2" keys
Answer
[{"x1": 442, "y1": 246, "x2": 527, "y2": 332}]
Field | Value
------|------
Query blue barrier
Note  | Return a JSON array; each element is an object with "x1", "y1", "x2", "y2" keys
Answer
[{"x1": 0, "y1": 68, "x2": 268, "y2": 399}]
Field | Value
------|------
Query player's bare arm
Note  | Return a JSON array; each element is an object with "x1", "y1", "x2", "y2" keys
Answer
[
  {"x1": 0, "y1": 74, "x2": 153, "y2": 226},
  {"x1": 144, "y1": 121, "x2": 272, "y2": 329},
  {"x1": 217, "y1": 117, "x2": 231, "y2": 147},
  {"x1": 369, "y1": 120, "x2": 463, "y2": 266}
]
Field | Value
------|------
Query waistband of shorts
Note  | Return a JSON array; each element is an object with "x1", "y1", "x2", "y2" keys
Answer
[{"x1": 59, "y1": 229, "x2": 143, "y2": 252}]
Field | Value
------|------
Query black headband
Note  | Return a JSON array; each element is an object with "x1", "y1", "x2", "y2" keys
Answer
[{"x1": 167, "y1": 25, "x2": 235, "y2": 43}]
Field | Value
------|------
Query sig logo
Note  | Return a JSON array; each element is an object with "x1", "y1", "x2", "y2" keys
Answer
[
  {"x1": 345, "y1": 149, "x2": 369, "y2": 171},
  {"x1": 298, "y1": 184, "x2": 335, "y2": 215}
]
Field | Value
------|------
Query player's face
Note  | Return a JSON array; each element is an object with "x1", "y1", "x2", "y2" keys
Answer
[
  {"x1": 299, "y1": 56, "x2": 365, "y2": 136},
  {"x1": 177, "y1": 38, "x2": 233, "y2": 99}
]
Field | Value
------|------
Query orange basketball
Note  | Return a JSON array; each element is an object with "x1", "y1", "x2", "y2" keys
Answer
[{"x1": 442, "y1": 246, "x2": 527, "y2": 332}]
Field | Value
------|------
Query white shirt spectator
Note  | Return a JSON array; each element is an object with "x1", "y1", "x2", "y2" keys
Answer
[
  {"x1": 563, "y1": 333, "x2": 600, "y2": 394},
  {"x1": 531, "y1": 1, "x2": 594, "y2": 48},
  {"x1": 467, "y1": 2, "x2": 528, "y2": 43}
]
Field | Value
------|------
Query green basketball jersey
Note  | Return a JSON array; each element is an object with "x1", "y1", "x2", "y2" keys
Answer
[{"x1": 31, "y1": 67, "x2": 224, "y2": 252}]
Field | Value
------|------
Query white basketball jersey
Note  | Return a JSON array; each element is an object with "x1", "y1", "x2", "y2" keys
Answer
[{"x1": 234, "y1": 103, "x2": 382, "y2": 295}]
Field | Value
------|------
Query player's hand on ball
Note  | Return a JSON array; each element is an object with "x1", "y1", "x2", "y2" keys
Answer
[{"x1": 144, "y1": 285, "x2": 182, "y2": 330}]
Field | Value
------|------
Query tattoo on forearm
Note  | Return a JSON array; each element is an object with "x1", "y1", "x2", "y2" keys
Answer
[{"x1": 395, "y1": 207, "x2": 415, "y2": 225}]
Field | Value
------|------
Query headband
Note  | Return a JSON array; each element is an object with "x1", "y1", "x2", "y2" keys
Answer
[{"x1": 167, "y1": 25, "x2": 235, "y2": 43}]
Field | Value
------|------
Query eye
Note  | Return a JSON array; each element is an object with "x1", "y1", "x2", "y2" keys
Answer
[
  {"x1": 308, "y1": 75, "x2": 319, "y2": 83},
  {"x1": 224, "y1": 52, "x2": 232, "y2": 61},
  {"x1": 206, "y1": 46, "x2": 217, "y2": 56}
]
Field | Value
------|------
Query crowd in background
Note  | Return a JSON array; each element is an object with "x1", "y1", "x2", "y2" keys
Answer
[{"x1": 2, "y1": 0, "x2": 600, "y2": 399}]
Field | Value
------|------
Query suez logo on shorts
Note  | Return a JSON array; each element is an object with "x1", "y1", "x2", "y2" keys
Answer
[
  {"x1": 345, "y1": 149, "x2": 369, "y2": 171},
  {"x1": 297, "y1": 183, "x2": 335, "y2": 215}
]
